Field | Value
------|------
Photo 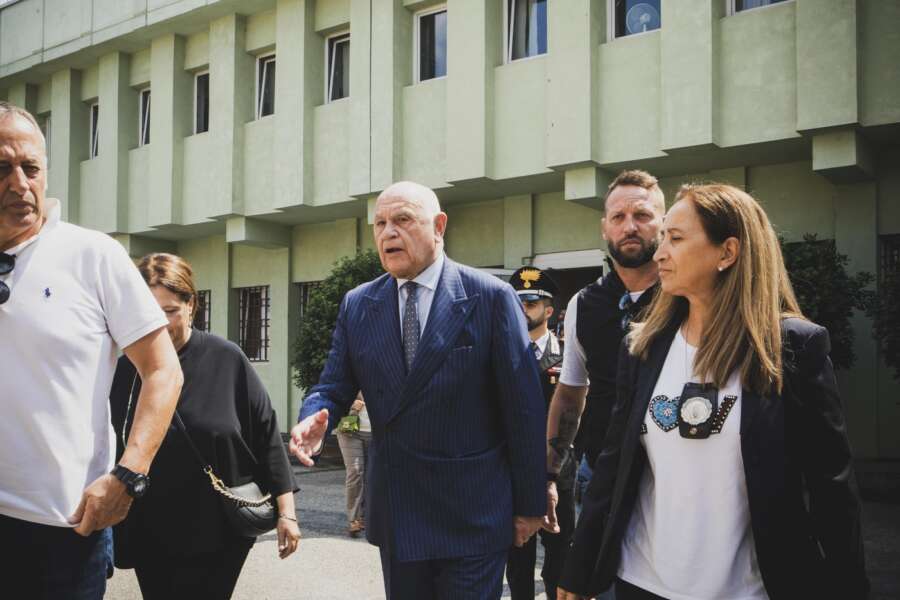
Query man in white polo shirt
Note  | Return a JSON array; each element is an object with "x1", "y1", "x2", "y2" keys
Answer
[{"x1": 0, "y1": 102, "x2": 183, "y2": 599}]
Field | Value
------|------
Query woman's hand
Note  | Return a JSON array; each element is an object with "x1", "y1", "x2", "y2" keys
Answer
[
  {"x1": 351, "y1": 399, "x2": 365, "y2": 413},
  {"x1": 277, "y1": 514, "x2": 301, "y2": 559}
]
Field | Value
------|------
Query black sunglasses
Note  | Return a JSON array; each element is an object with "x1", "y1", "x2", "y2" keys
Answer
[
  {"x1": 0, "y1": 253, "x2": 15, "y2": 305},
  {"x1": 619, "y1": 291, "x2": 635, "y2": 330}
]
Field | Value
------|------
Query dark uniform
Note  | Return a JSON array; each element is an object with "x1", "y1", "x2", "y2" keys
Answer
[{"x1": 505, "y1": 267, "x2": 576, "y2": 600}]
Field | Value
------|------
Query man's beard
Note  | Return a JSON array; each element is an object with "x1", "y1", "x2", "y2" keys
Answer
[
  {"x1": 526, "y1": 314, "x2": 547, "y2": 331},
  {"x1": 607, "y1": 235, "x2": 658, "y2": 269}
]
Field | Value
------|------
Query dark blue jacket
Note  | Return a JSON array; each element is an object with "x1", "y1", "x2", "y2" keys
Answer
[{"x1": 299, "y1": 258, "x2": 547, "y2": 561}]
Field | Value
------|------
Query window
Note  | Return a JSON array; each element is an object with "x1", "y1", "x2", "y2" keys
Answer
[
  {"x1": 880, "y1": 234, "x2": 900, "y2": 283},
  {"x1": 505, "y1": 0, "x2": 547, "y2": 62},
  {"x1": 138, "y1": 88, "x2": 151, "y2": 146},
  {"x1": 89, "y1": 103, "x2": 99, "y2": 159},
  {"x1": 193, "y1": 290, "x2": 211, "y2": 332},
  {"x1": 194, "y1": 72, "x2": 209, "y2": 134},
  {"x1": 731, "y1": 0, "x2": 789, "y2": 13},
  {"x1": 297, "y1": 281, "x2": 321, "y2": 321},
  {"x1": 611, "y1": 0, "x2": 661, "y2": 39},
  {"x1": 416, "y1": 6, "x2": 447, "y2": 82},
  {"x1": 238, "y1": 286, "x2": 270, "y2": 362},
  {"x1": 256, "y1": 55, "x2": 276, "y2": 118},
  {"x1": 326, "y1": 33, "x2": 350, "y2": 102}
]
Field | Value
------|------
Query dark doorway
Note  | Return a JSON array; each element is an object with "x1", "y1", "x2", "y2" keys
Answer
[{"x1": 545, "y1": 265, "x2": 604, "y2": 336}]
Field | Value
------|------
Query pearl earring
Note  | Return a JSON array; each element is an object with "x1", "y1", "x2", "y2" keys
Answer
[{"x1": 717, "y1": 266, "x2": 724, "y2": 272}]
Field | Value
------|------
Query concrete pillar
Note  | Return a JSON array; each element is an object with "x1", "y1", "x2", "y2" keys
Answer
[
  {"x1": 812, "y1": 129, "x2": 874, "y2": 183},
  {"x1": 148, "y1": 34, "x2": 192, "y2": 227},
  {"x1": 546, "y1": 0, "x2": 603, "y2": 169},
  {"x1": 660, "y1": 0, "x2": 722, "y2": 152},
  {"x1": 349, "y1": 0, "x2": 373, "y2": 196},
  {"x1": 6, "y1": 83, "x2": 38, "y2": 113},
  {"x1": 565, "y1": 166, "x2": 612, "y2": 211},
  {"x1": 796, "y1": 0, "x2": 859, "y2": 132},
  {"x1": 48, "y1": 69, "x2": 89, "y2": 222},
  {"x1": 504, "y1": 194, "x2": 533, "y2": 269},
  {"x1": 370, "y1": 0, "x2": 411, "y2": 192},
  {"x1": 273, "y1": 0, "x2": 318, "y2": 210},
  {"x1": 97, "y1": 51, "x2": 134, "y2": 234},
  {"x1": 446, "y1": 0, "x2": 502, "y2": 184},
  {"x1": 209, "y1": 14, "x2": 253, "y2": 217},
  {"x1": 834, "y1": 182, "x2": 878, "y2": 458}
]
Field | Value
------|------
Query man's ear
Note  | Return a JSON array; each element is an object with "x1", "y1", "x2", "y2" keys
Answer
[
  {"x1": 545, "y1": 304, "x2": 555, "y2": 319},
  {"x1": 434, "y1": 212, "x2": 448, "y2": 239}
]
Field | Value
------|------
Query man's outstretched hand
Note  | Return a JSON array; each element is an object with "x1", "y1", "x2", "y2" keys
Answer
[
  {"x1": 513, "y1": 515, "x2": 544, "y2": 547},
  {"x1": 289, "y1": 409, "x2": 329, "y2": 466}
]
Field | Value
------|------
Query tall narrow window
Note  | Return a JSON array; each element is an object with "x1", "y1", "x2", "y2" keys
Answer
[
  {"x1": 733, "y1": 0, "x2": 788, "y2": 12},
  {"x1": 326, "y1": 33, "x2": 350, "y2": 102},
  {"x1": 193, "y1": 290, "x2": 211, "y2": 332},
  {"x1": 612, "y1": 0, "x2": 661, "y2": 39},
  {"x1": 256, "y1": 55, "x2": 276, "y2": 119},
  {"x1": 506, "y1": 0, "x2": 547, "y2": 62},
  {"x1": 238, "y1": 286, "x2": 270, "y2": 362},
  {"x1": 297, "y1": 281, "x2": 321, "y2": 321},
  {"x1": 416, "y1": 6, "x2": 447, "y2": 82},
  {"x1": 138, "y1": 88, "x2": 151, "y2": 146},
  {"x1": 89, "y1": 103, "x2": 99, "y2": 159},
  {"x1": 195, "y1": 72, "x2": 209, "y2": 134}
]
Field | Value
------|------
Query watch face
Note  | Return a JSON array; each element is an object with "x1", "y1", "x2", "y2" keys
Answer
[{"x1": 131, "y1": 477, "x2": 149, "y2": 498}]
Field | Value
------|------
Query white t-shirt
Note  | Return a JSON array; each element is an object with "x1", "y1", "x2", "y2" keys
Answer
[
  {"x1": 0, "y1": 199, "x2": 167, "y2": 527},
  {"x1": 558, "y1": 281, "x2": 646, "y2": 387},
  {"x1": 618, "y1": 330, "x2": 768, "y2": 600}
]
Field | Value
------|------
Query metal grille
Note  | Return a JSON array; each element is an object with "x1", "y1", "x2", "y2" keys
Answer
[
  {"x1": 297, "y1": 281, "x2": 321, "y2": 321},
  {"x1": 193, "y1": 290, "x2": 211, "y2": 332},
  {"x1": 880, "y1": 234, "x2": 900, "y2": 282},
  {"x1": 238, "y1": 286, "x2": 270, "y2": 362}
]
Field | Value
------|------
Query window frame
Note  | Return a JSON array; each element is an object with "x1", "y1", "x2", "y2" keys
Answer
[
  {"x1": 238, "y1": 285, "x2": 271, "y2": 362},
  {"x1": 138, "y1": 87, "x2": 151, "y2": 147},
  {"x1": 607, "y1": 0, "x2": 662, "y2": 41},
  {"x1": 255, "y1": 54, "x2": 277, "y2": 119},
  {"x1": 193, "y1": 289, "x2": 212, "y2": 332},
  {"x1": 194, "y1": 71, "x2": 210, "y2": 134},
  {"x1": 414, "y1": 4, "x2": 448, "y2": 84},
  {"x1": 503, "y1": 0, "x2": 549, "y2": 64},
  {"x1": 89, "y1": 102, "x2": 99, "y2": 159},
  {"x1": 325, "y1": 30, "x2": 351, "y2": 103},
  {"x1": 726, "y1": 0, "x2": 793, "y2": 16}
]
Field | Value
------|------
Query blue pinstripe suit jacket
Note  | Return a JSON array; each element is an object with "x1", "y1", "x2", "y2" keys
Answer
[{"x1": 299, "y1": 257, "x2": 547, "y2": 561}]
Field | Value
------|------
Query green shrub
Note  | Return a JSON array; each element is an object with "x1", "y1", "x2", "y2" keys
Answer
[
  {"x1": 867, "y1": 267, "x2": 900, "y2": 381},
  {"x1": 291, "y1": 249, "x2": 385, "y2": 390},
  {"x1": 780, "y1": 234, "x2": 874, "y2": 370}
]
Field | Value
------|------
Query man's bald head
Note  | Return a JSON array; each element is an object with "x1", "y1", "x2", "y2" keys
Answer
[{"x1": 373, "y1": 181, "x2": 448, "y2": 279}]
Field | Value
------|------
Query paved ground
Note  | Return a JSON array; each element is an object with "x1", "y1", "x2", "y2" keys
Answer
[{"x1": 105, "y1": 465, "x2": 900, "y2": 600}]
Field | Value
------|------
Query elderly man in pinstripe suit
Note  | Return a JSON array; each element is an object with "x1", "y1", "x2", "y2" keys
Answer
[{"x1": 290, "y1": 181, "x2": 548, "y2": 599}]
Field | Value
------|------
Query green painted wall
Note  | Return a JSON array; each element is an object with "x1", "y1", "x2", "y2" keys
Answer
[
  {"x1": 444, "y1": 200, "x2": 505, "y2": 267},
  {"x1": 534, "y1": 192, "x2": 604, "y2": 255}
]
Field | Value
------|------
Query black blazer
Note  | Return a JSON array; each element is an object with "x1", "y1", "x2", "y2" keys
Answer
[{"x1": 560, "y1": 317, "x2": 869, "y2": 600}]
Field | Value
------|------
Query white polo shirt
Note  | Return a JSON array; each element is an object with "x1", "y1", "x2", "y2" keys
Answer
[{"x1": 0, "y1": 199, "x2": 166, "y2": 527}]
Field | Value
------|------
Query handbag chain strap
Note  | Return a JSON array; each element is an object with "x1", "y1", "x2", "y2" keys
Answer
[{"x1": 124, "y1": 373, "x2": 273, "y2": 508}]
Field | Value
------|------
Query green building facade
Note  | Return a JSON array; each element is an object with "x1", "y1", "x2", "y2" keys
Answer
[{"x1": 1, "y1": 0, "x2": 898, "y2": 462}]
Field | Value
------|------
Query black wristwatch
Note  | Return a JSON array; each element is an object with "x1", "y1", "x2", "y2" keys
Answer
[{"x1": 111, "y1": 464, "x2": 150, "y2": 499}]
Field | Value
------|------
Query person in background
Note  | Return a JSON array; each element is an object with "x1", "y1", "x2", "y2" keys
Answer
[
  {"x1": 505, "y1": 267, "x2": 572, "y2": 600},
  {"x1": 558, "y1": 184, "x2": 869, "y2": 600},
  {"x1": 0, "y1": 102, "x2": 182, "y2": 600},
  {"x1": 337, "y1": 392, "x2": 372, "y2": 537},
  {"x1": 109, "y1": 253, "x2": 300, "y2": 600}
]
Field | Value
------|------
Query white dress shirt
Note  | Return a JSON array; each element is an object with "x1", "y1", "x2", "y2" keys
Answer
[
  {"x1": 531, "y1": 330, "x2": 550, "y2": 360},
  {"x1": 396, "y1": 252, "x2": 445, "y2": 337}
]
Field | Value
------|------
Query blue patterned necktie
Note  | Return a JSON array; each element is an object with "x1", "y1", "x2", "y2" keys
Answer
[{"x1": 402, "y1": 281, "x2": 420, "y2": 371}]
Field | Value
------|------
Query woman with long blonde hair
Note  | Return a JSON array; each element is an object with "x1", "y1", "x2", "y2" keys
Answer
[{"x1": 558, "y1": 184, "x2": 868, "y2": 600}]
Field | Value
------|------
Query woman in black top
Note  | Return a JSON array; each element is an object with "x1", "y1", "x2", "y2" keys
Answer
[{"x1": 109, "y1": 253, "x2": 300, "y2": 599}]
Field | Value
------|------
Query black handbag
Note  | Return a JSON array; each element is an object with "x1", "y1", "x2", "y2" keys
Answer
[{"x1": 171, "y1": 411, "x2": 279, "y2": 538}]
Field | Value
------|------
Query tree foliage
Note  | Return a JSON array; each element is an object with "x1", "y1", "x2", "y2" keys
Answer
[
  {"x1": 867, "y1": 266, "x2": 900, "y2": 381},
  {"x1": 292, "y1": 250, "x2": 385, "y2": 390},
  {"x1": 780, "y1": 234, "x2": 874, "y2": 370}
]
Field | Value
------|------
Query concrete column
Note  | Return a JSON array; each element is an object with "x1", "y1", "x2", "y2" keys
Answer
[
  {"x1": 565, "y1": 166, "x2": 612, "y2": 211},
  {"x1": 349, "y1": 0, "x2": 373, "y2": 196},
  {"x1": 48, "y1": 69, "x2": 89, "y2": 222},
  {"x1": 796, "y1": 0, "x2": 859, "y2": 132},
  {"x1": 370, "y1": 0, "x2": 411, "y2": 192},
  {"x1": 812, "y1": 129, "x2": 874, "y2": 184},
  {"x1": 504, "y1": 194, "x2": 533, "y2": 269},
  {"x1": 546, "y1": 0, "x2": 603, "y2": 169},
  {"x1": 660, "y1": 0, "x2": 722, "y2": 152},
  {"x1": 209, "y1": 14, "x2": 253, "y2": 217},
  {"x1": 97, "y1": 51, "x2": 134, "y2": 234},
  {"x1": 6, "y1": 83, "x2": 38, "y2": 113},
  {"x1": 834, "y1": 182, "x2": 878, "y2": 458},
  {"x1": 446, "y1": 0, "x2": 502, "y2": 184},
  {"x1": 274, "y1": 0, "x2": 318, "y2": 210},
  {"x1": 148, "y1": 34, "x2": 192, "y2": 227}
]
